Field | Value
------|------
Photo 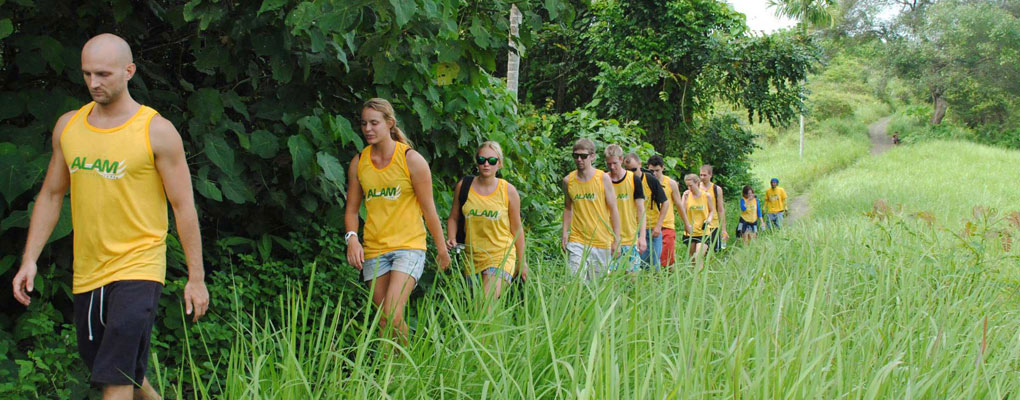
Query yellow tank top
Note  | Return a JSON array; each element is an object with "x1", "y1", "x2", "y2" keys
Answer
[
  {"x1": 647, "y1": 175, "x2": 676, "y2": 231},
  {"x1": 61, "y1": 102, "x2": 167, "y2": 294},
  {"x1": 612, "y1": 171, "x2": 640, "y2": 246},
  {"x1": 567, "y1": 169, "x2": 613, "y2": 249},
  {"x1": 741, "y1": 197, "x2": 759, "y2": 223},
  {"x1": 684, "y1": 190, "x2": 712, "y2": 237},
  {"x1": 462, "y1": 179, "x2": 517, "y2": 275},
  {"x1": 703, "y1": 182, "x2": 720, "y2": 229},
  {"x1": 357, "y1": 142, "x2": 427, "y2": 258}
]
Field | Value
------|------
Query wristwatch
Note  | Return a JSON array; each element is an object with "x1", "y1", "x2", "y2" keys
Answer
[{"x1": 344, "y1": 231, "x2": 358, "y2": 242}]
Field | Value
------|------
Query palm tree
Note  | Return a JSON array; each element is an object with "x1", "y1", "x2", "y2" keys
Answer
[{"x1": 767, "y1": 0, "x2": 837, "y2": 29}]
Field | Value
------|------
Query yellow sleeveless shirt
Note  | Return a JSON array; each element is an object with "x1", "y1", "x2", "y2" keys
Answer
[
  {"x1": 357, "y1": 142, "x2": 427, "y2": 259},
  {"x1": 567, "y1": 169, "x2": 613, "y2": 249},
  {"x1": 647, "y1": 175, "x2": 676, "y2": 231},
  {"x1": 741, "y1": 197, "x2": 759, "y2": 223},
  {"x1": 61, "y1": 102, "x2": 167, "y2": 294},
  {"x1": 684, "y1": 190, "x2": 712, "y2": 237},
  {"x1": 462, "y1": 179, "x2": 517, "y2": 275},
  {"x1": 702, "y1": 182, "x2": 720, "y2": 229},
  {"x1": 612, "y1": 171, "x2": 641, "y2": 246}
]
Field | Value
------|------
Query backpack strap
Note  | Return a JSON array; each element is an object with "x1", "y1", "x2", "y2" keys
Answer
[{"x1": 455, "y1": 175, "x2": 475, "y2": 244}]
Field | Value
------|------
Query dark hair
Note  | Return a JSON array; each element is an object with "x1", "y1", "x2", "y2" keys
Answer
[
  {"x1": 648, "y1": 155, "x2": 665, "y2": 167},
  {"x1": 742, "y1": 185, "x2": 753, "y2": 197}
]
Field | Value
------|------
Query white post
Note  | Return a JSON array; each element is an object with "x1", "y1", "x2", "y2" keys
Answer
[
  {"x1": 799, "y1": 113, "x2": 804, "y2": 158},
  {"x1": 506, "y1": 4, "x2": 523, "y2": 99}
]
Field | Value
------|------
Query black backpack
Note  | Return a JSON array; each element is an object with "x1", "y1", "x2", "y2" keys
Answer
[
  {"x1": 455, "y1": 175, "x2": 474, "y2": 244},
  {"x1": 641, "y1": 169, "x2": 667, "y2": 211}
]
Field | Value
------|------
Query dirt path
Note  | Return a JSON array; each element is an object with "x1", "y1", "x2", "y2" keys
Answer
[
  {"x1": 869, "y1": 117, "x2": 893, "y2": 155},
  {"x1": 786, "y1": 117, "x2": 892, "y2": 224}
]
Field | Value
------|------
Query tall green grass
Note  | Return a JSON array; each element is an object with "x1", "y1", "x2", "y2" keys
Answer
[{"x1": 752, "y1": 131, "x2": 869, "y2": 195}]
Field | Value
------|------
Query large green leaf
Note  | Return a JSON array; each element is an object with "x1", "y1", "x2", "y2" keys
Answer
[
  {"x1": 219, "y1": 173, "x2": 253, "y2": 204},
  {"x1": 0, "y1": 143, "x2": 33, "y2": 205},
  {"x1": 258, "y1": 0, "x2": 288, "y2": 14},
  {"x1": 250, "y1": 130, "x2": 280, "y2": 159},
  {"x1": 187, "y1": 88, "x2": 224, "y2": 124},
  {"x1": 194, "y1": 167, "x2": 223, "y2": 202},
  {"x1": 203, "y1": 134, "x2": 236, "y2": 176},
  {"x1": 287, "y1": 135, "x2": 314, "y2": 180},
  {"x1": 333, "y1": 115, "x2": 363, "y2": 148},
  {"x1": 316, "y1": 152, "x2": 345, "y2": 190},
  {"x1": 389, "y1": 0, "x2": 418, "y2": 27},
  {"x1": 0, "y1": 19, "x2": 13, "y2": 41},
  {"x1": 0, "y1": 92, "x2": 24, "y2": 120}
]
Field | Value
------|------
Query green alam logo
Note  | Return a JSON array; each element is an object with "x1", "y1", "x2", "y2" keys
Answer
[
  {"x1": 617, "y1": 193, "x2": 629, "y2": 200},
  {"x1": 69, "y1": 156, "x2": 127, "y2": 180},
  {"x1": 466, "y1": 209, "x2": 500, "y2": 221},
  {"x1": 365, "y1": 186, "x2": 402, "y2": 201},
  {"x1": 574, "y1": 193, "x2": 596, "y2": 201}
]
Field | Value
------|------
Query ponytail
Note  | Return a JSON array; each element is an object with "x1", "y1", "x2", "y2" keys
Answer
[{"x1": 363, "y1": 98, "x2": 414, "y2": 149}]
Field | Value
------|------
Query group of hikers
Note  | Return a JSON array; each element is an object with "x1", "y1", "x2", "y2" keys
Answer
[{"x1": 10, "y1": 35, "x2": 793, "y2": 399}]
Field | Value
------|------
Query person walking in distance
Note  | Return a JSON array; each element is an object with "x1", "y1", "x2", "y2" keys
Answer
[
  {"x1": 647, "y1": 155, "x2": 683, "y2": 267},
  {"x1": 562, "y1": 138, "x2": 621, "y2": 280},
  {"x1": 679, "y1": 174, "x2": 716, "y2": 271},
  {"x1": 764, "y1": 178, "x2": 788, "y2": 230},
  {"x1": 345, "y1": 98, "x2": 451, "y2": 343},
  {"x1": 607, "y1": 146, "x2": 646, "y2": 272},
  {"x1": 700, "y1": 164, "x2": 728, "y2": 251},
  {"x1": 11, "y1": 34, "x2": 209, "y2": 400},
  {"x1": 446, "y1": 141, "x2": 528, "y2": 298}
]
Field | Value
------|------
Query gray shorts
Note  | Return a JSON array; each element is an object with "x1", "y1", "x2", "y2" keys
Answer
[
  {"x1": 566, "y1": 242, "x2": 611, "y2": 281},
  {"x1": 362, "y1": 249, "x2": 426, "y2": 281}
]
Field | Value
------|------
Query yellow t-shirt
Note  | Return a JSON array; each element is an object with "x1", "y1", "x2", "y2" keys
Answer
[
  {"x1": 612, "y1": 171, "x2": 642, "y2": 246},
  {"x1": 61, "y1": 102, "x2": 167, "y2": 294},
  {"x1": 357, "y1": 142, "x2": 427, "y2": 259},
  {"x1": 765, "y1": 187, "x2": 788, "y2": 214},
  {"x1": 702, "y1": 182, "x2": 720, "y2": 229},
  {"x1": 655, "y1": 176, "x2": 676, "y2": 230},
  {"x1": 462, "y1": 179, "x2": 517, "y2": 275},
  {"x1": 567, "y1": 169, "x2": 613, "y2": 249},
  {"x1": 741, "y1": 197, "x2": 759, "y2": 223},
  {"x1": 683, "y1": 190, "x2": 712, "y2": 237}
]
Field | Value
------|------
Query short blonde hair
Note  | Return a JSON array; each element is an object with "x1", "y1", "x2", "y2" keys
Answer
[
  {"x1": 604, "y1": 144, "x2": 623, "y2": 159},
  {"x1": 477, "y1": 140, "x2": 504, "y2": 161},
  {"x1": 684, "y1": 173, "x2": 700, "y2": 185},
  {"x1": 573, "y1": 138, "x2": 596, "y2": 153}
]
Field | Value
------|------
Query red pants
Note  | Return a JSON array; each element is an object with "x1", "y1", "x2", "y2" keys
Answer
[{"x1": 660, "y1": 228, "x2": 676, "y2": 266}]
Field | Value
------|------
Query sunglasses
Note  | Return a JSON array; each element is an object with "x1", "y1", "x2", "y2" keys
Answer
[
  {"x1": 572, "y1": 152, "x2": 592, "y2": 160},
  {"x1": 476, "y1": 156, "x2": 500, "y2": 166}
]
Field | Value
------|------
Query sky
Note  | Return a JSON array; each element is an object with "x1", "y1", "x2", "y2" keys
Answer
[{"x1": 726, "y1": 0, "x2": 798, "y2": 34}]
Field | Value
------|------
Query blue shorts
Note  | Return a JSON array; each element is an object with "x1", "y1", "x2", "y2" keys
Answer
[
  {"x1": 738, "y1": 219, "x2": 758, "y2": 234},
  {"x1": 615, "y1": 245, "x2": 642, "y2": 272},
  {"x1": 362, "y1": 249, "x2": 426, "y2": 282}
]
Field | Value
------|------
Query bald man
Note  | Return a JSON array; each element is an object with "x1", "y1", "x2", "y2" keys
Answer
[{"x1": 11, "y1": 33, "x2": 208, "y2": 400}]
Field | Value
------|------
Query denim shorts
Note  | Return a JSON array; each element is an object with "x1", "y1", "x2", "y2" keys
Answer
[
  {"x1": 468, "y1": 267, "x2": 514, "y2": 286},
  {"x1": 362, "y1": 249, "x2": 426, "y2": 281},
  {"x1": 615, "y1": 245, "x2": 642, "y2": 272}
]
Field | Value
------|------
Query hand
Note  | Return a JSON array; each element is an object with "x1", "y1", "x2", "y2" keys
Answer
[
  {"x1": 722, "y1": 231, "x2": 730, "y2": 240},
  {"x1": 652, "y1": 226, "x2": 662, "y2": 237},
  {"x1": 611, "y1": 239, "x2": 620, "y2": 256},
  {"x1": 685, "y1": 224, "x2": 693, "y2": 235},
  {"x1": 437, "y1": 249, "x2": 451, "y2": 271},
  {"x1": 12, "y1": 262, "x2": 38, "y2": 306},
  {"x1": 445, "y1": 238, "x2": 458, "y2": 251},
  {"x1": 346, "y1": 239, "x2": 364, "y2": 270},
  {"x1": 184, "y1": 279, "x2": 210, "y2": 323},
  {"x1": 561, "y1": 236, "x2": 568, "y2": 252},
  {"x1": 518, "y1": 262, "x2": 529, "y2": 282},
  {"x1": 637, "y1": 237, "x2": 648, "y2": 253}
]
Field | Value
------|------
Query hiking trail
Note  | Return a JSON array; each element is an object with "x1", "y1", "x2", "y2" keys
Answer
[{"x1": 786, "y1": 117, "x2": 892, "y2": 224}]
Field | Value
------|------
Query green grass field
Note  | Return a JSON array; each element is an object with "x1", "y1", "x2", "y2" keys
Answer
[{"x1": 173, "y1": 138, "x2": 1020, "y2": 399}]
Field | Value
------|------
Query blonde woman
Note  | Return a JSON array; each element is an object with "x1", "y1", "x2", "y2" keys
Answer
[
  {"x1": 679, "y1": 174, "x2": 716, "y2": 270},
  {"x1": 345, "y1": 98, "x2": 450, "y2": 342},
  {"x1": 446, "y1": 141, "x2": 527, "y2": 298}
]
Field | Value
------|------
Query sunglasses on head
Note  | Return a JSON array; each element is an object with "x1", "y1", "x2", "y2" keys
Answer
[
  {"x1": 572, "y1": 152, "x2": 592, "y2": 160},
  {"x1": 476, "y1": 156, "x2": 499, "y2": 166}
]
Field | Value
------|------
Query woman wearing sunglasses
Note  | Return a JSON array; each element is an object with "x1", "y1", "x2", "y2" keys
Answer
[{"x1": 446, "y1": 141, "x2": 527, "y2": 298}]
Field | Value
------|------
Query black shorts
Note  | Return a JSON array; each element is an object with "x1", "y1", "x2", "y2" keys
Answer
[
  {"x1": 705, "y1": 229, "x2": 722, "y2": 251},
  {"x1": 73, "y1": 280, "x2": 162, "y2": 386},
  {"x1": 682, "y1": 235, "x2": 704, "y2": 245}
]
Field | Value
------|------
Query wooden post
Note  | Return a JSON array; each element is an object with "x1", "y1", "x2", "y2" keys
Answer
[{"x1": 506, "y1": 4, "x2": 522, "y2": 99}]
